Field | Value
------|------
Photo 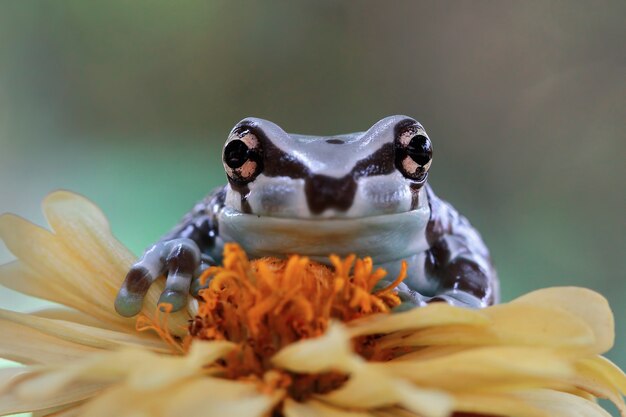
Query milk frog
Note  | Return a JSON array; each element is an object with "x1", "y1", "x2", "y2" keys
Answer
[{"x1": 115, "y1": 116, "x2": 499, "y2": 317}]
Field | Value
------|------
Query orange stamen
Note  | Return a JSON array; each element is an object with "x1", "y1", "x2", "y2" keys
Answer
[
  {"x1": 190, "y1": 244, "x2": 407, "y2": 391},
  {"x1": 136, "y1": 303, "x2": 184, "y2": 354},
  {"x1": 374, "y1": 260, "x2": 408, "y2": 296}
]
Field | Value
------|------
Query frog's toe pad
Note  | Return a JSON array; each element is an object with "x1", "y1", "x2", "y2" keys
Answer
[
  {"x1": 158, "y1": 290, "x2": 187, "y2": 312},
  {"x1": 114, "y1": 290, "x2": 145, "y2": 317}
]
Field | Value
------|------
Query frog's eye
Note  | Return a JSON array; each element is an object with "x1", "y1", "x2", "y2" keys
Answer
[
  {"x1": 395, "y1": 125, "x2": 433, "y2": 182},
  {"x1": 223, "y1": 130, "x2": 264, "y2": 183}
]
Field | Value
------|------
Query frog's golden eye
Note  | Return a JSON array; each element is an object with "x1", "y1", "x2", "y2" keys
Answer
[
  {"x1": 223, "y1": 130, "x2": 264, "y2": 183},
  {"x1": 395, "y1": 124, "x2": 433, "y2": 182}
]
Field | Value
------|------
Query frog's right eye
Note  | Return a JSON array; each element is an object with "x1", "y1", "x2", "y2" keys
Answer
[
  {"x1": 394, "y1": 122, "x2": 432, "y2": 183},
  {"x1": 222, "y1": 130, "x2": 264, "y2": 183}
]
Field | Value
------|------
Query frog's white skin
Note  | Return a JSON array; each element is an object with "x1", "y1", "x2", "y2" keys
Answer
[{"x1": 115, "y1": 116, "x2": 499, "y2": 317}]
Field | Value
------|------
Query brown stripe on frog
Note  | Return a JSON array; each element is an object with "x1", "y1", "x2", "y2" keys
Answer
[
  {"x1": 227, "y1": 179, "x2": 252, "y2": 214},
  {"x1": 124, "y1": 266, "x2": 153, "y2": 295},
  {"x1": 409, "y1": 182, "x2": 422, "y2": 210},
  {"x1": 233, "y1": 122, "x2": 403, "y2": 215}
]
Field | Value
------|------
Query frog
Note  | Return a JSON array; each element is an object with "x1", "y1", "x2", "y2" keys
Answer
[{"x1": 114, "y1": 115, "x2": 499, "y2": 317}]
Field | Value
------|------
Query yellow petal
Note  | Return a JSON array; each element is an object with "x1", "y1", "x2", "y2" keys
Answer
[
  {"x1": 272, "y1": 322, "x2": 360, "y2": 373},
  {"x1": 571, "y1": 357, "x2": 626, "y2": 415},
  {"x1": 41, "y1": 190, "x2": 136, "y2": 280},
  {"x1": 0, "y1": 367, "x2": 33, "y2": 393},
  {"x1": 320, "y1": 363, "x2": 452, "y2": 417},
  {"x1": 0, "y1": 308, "x2": 168, "y2": 353},
  {"x1": 79, "y1": 376, "x2": 279, "y2": 417},
  {"x1": 483, "y1": 302, "x2": 597, "y2": 349},
  {"x1": 383, "y1": 346, "x2": 574, "y2": 391},
  {"x1": 0, "y1": 379, "x2": 101, "y2": 416},
  {"x1": 579, "y1": 356, "x2": 626, "y2": 394},
  {"x1": 452, "y1": 392, "x2": 550, "y2": 417},
  {"x1": 348, "y1": 302, "x2": 488, "y2": 337},
  {"x1": 0, "y1": 215, "x2": 97, "y2": 308},
  {"x1": 0, "y1": 213, "x2": 128, "y2": 328},
  {"x1": 283, "y1": 398, "x2": 376, "y2": 417},
  {"x1": 371, "y1": 407, "x2": 429, "y2": 417},
  {"x1": 516, "y1": 389, "x2": 613, "y2": 417},
  {"x1": 390, "y1": 302, "x2": 597, "y2": 350},
  {"x1": 126, "y1": 340, "x2": 237, "y2": 390},
  {"x1": 392, "y1": 379, "x2": 453, "y2": 417},
  {"x1": 42, "y1": 191, "x2": 195, "y2": 336},
  {"x1": 159, "y1": 378, "x2": 281, "y2": 417},
  {"x1": 318, "y1": 364, "x2": 400, "y2": 409},
  {"x1": 513, "y1": 287, "x2": 615, "y2": 354},
  {"x1": 0, "y1": 191, "x2": 192, "y2": 336},
  {"x1": 31, "y1": 403, "x2": 84, "y2": 417},
  {"x1": 0, "y1": 319, "x2": 99, "y2": 365},
  {"x1": 16, "y1": 341, "x2": 235, "y2": 399},
  {"x1": 33, "y1": 307, "x2": 117, "y2": 330},
  {"x1": 0, "y1": 261, "x2": 65, "y2": 304}
]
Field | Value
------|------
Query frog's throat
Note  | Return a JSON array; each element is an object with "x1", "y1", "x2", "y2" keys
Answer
[{"x1": 217, "y1": 206, "x2": 430, "y2": 265}]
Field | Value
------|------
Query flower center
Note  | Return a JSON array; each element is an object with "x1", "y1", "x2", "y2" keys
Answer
[{"x1": 187, "y1": 244, "x2": 405, "y2": 399}]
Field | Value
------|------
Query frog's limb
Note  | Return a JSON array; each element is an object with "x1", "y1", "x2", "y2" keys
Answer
[
  {"x1": 114, "y1": 187, "x2": 226, "y2": 317},
  {"x1": 421, "y1": 185, "x2": 499, "y2": 308}
]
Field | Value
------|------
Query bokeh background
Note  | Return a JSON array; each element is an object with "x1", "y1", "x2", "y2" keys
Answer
[{"x1": 0, "y1": 2, "x2": 624, "y2": 414}]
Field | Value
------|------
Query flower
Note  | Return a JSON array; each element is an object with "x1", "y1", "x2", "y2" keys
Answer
[{"x1": 0, "y1": 191, "x2": 624, "y2": 417}]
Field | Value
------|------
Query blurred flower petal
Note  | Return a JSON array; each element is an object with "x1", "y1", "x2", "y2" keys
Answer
[
  {"x1": 348, "y1": 302, "x2": 488, "y2": 337},
  {"x1": 384, "y1": 346, "x2": 574, "y2": 391},
  {"x1": 14, "y1": 341, "x2": 236, "y2": 400},
  {"x1": 283, "y1": 398, "x2": 375, "y2": 417},
  {"x1": 0, "y1": 319, "x2": 99, "y2": 365},
  {"x1": 0, "y1": 378, "x2": 102, "y2": 416},
  {"x1": 320, "y1": 363, "x2": 452, "y2": 417},
  {"x1": 390, "y1": 302, "x2": 598, "y2": 350},
  {"x1": 452, "y1": 392, "x2": 549, "y2": 417},
  {"x1": 516, "y1": 389, "x2": 613, "y2": 417},
  {"x1": 32, "y1": 307, "x2": 119, "y2": 330},
  {"x1": 0, "y1": 308, "x2": 168, "y2": 352},
  {"x1": 512, "y1": 287, "x2": 615, "y2": 354},
  {"x1": 272, "y1": 322, "x2": 360, "y2": 373},
  {"x1": 0, "y1": 261, "x2": 65, "y2": 304}
]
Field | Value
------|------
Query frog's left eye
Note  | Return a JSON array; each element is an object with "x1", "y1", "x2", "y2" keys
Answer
[
  {"x1": 395, "y1": 125, "x2": 433, "y2": 182},
  {"x1": 223, "y1": 130, "x2": 264, "y2": 183}
]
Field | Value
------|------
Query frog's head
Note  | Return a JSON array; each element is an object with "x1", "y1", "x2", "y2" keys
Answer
[{"x1": 221, "y1": 115, "x2": 432, "y2": 219}]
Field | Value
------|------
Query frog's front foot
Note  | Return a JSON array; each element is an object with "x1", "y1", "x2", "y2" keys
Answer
[
  {"x1": 378, "y1": 282, "x2": 427, "y2": 312},
  {"x1": 115, "y1": 238, "x2": 213, "y2": 317},
  {"x1": 426, "y1": 290, "x2": 486, "y2": 308},
  {"x1": 390, "y1": 284, "x2": 485, "y2": 313}
]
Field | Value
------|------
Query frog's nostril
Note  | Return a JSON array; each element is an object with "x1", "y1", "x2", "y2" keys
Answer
[
  {"x1": 325, "y1": 138, "x2": 345, "y2": 145},
  {"x1": 304, "y1": 174, "x2": 357, "y2": 214}
]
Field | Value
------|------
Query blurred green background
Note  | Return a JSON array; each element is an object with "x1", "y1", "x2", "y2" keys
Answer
[{"x1": 0, "y1": 1, "x2": 624, "y2": 414}]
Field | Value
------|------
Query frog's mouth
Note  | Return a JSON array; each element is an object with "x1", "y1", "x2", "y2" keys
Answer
[{"x1": 217, "y1": 206, "x2": 431, "y2": 264}]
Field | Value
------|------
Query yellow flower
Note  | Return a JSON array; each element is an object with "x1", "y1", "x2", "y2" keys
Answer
[{"x1": 0, "y1": 191, "x2": 624, "y2": 417}]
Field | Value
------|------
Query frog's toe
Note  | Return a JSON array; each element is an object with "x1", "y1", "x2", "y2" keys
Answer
[
  {"x1": 391, "y1": 284, "x2": 429, "y2": 313},
  {"x1": 190, "y1": 259, "x2": 213, "y2": 297},
  {"x1": 158, "y1": 289, "x2": 188, "y2": 312},
  {"x1": 427, "y1": 291, "x2": 486, "y2": 308},
  {"x1": 159, "y1": 271, "x2": 193, "y2": 312},
  {"x1": 115, "y1": 264, "x2": 159, "y2": 317},
  {"x1": 190, "y1": 277, "x2": 209, "y2": 297},
  {"x1": 392, "y1": 301, "x2": 418, "y2": 313}
]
